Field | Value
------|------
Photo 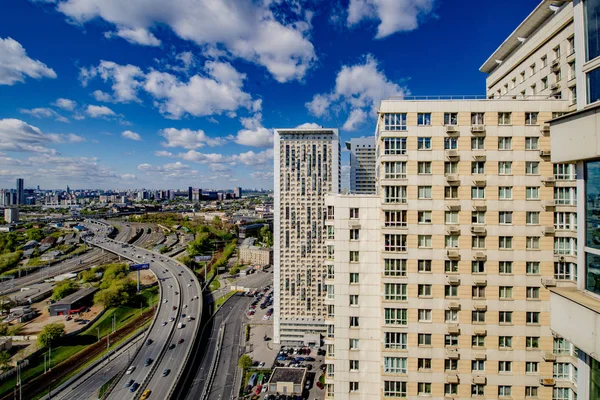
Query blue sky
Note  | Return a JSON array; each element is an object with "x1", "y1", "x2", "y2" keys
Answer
[{"x1": 0, "y1": 0, "x2": 540, "y2": 190}]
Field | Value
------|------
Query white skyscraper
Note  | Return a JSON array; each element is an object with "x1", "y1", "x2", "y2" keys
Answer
[
  {"x1": 273, "y1": 127, "x2": 340, "y2": 344},
  {"x1": 346, "y1": 137, "x2": 376, "y2": 194}
]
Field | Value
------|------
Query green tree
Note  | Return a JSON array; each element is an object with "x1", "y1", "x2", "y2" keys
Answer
[
  {"x1": 238, "y1": 354, "x2": 252, "y2": 370},
  {"x1": 0, "y1": 351, "x2": 10, "y2": 369},
  {"x1": 94, "y1": 278, "x2": 137, "y2": 308},
  {"x1": 229, "y1": 266, "x2": 240, "y2": 275},
  {"x1": 259, "y1": 226, "x2": 273, "y2": 247},
  {"x1": 79, "y1": 269, "x2": 98, "y2": 283},
  {"x1": 38, "y1": 323, "x2": 65, "y2": 348},
  {"x1": 52, "y1": 280, "x2": 78, "y2": 301},
  {"x1": 26, "y1": 228, "x2": 45, "y2": 243}
]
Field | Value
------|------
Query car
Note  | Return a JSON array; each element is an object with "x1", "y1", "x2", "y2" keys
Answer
[
  {"x1": 316, "y1": 381, "x2": 324, "y2": 389},
  {"x1": 126, "y1": 366, "x2": 136, "y2": 375},
  {"x1": 162, "y1": 369, "x2": 171, "y2": 377},
  {"x1": 178, "y1": 338, "x2": 184, "y2": 344},
  {"x1": 258, "y1": 361, "x2": 265, "y2": 368},
  {"x1": 194, "y1": 295, "x2": 199, "y2": 299},
  {"x1": 183, "y1": 304, "x2": 188, "y2": 308},
  {"x1": 162, "y1": 321, "x2": 167, "y2": 326},
  {"x1": 305, "y1": 357, "x2": 315, "y2": 362},
  {"x1": 175, "y1": 292, "x2": 179, "y2": 295},
  {"x1": 304, "y1": 380, "x2": 312, "y2": 390},
  {"x1": 125, "y1": 379, "x2": 134, "y2": 388},
  {"x1": 187, "y1": 284, "x2": 192, "y2": 287},
  {"x1": 190, "y1": 279, "x2": 194, "y2": 282},
  {"x1": 168, "y1": 343, "x2": 176, "y2": 350},
  {"x1": 130, "y1": 383, "x2": 140, "y2": 392},
  {"x1": 263, "y1": 315, "x2": 270, "y2": 320},
  {"x1": 181, "y1": 313, "x2": 186, "y2": 318},
  {"x1": 146, "y1": 339, "x2": 153, "y2": 346},
  {"x1": 144, "y1": 358, "x2": 153, "y2": 367},
  {"x1": 140, "y1": 389, "x2": 152, "y2": 400},
  {"x1": 172, "y1": 306, "x2": 177, "y2": 310},
  {"x1": 170, "y1": 317, "x2": 175, "y2": 322},
  {"x1": 169, "y1": 285, "x2": 173, "y2": 288}
]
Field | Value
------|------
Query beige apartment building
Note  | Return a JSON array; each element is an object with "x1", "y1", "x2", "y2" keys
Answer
[{"x1": 273, "y1": 128, "x2": 340, "y2": 344}]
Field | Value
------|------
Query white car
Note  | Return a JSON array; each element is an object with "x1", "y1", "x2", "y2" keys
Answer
[
  {"x1": 183, "y1": 305, "x2": 188, "y2": 309},
  {"x1": 162, "y1": 321, "x2": 167, "y2": 326},
  {"x1": 163, "y1": 299, "x2": 168, "y2": 303},
  {"x1": 126, "y1": 366, "x2": 136, "y2": 375}
]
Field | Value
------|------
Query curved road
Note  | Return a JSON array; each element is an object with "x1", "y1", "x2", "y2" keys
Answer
[{"x1": 84, "y1": 221, "x2": 202, "y2": 400}]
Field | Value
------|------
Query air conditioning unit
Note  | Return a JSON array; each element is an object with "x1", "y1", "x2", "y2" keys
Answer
[
  {"x1": 473, "y1": 375, "x2": 486, "y2": 384},
  {"x1": 446, "y1": 349, "x2": 460, "y2": 359},
  {"x1": 473, "y1": 278, "x2": 487, "y2": 286},
  {"x1": 446, "y1": 374, "x2": 459, "y2": 384},
  {"x1": 471, "y1": 226, "x2": 487, "y2": 234},
  {"x1": 473, "y1": 303, "x2": 487, "y2": 311},
  {"x1": 447, "y1": 324, "x2": 460, "y2": 334},
  {"x1": 540, "y1": 150, "x2": 551, "y2": 157},
  {"x1": 445, "y1": 125, "x2": 459, "y2": 133},
  {"x1": 540, "y1": 377, "x2": 556, "y2": 386},
  {"x1": 447, "y1": 226, "x2": 460, "y2": 234},
  {"x1": 542, "y1": 176, "x2": 556, "y2": 185},
  {"x1": 446, "y1": 174, "x2": 459, "y2": 182},
  {"x1": 447, "y1": 204, "x2": 461, "y2": 211},
  {"x1": 541, "y1": 123, "x2": 551, "y2": 132},
  {"x1": 446, "y1": 150, "x2": 459, "y2": 159},
  {"x1": 543, "y1": 201, "x2": 556, "y2": 210},
  {"x1": 473, "y1": 154, "x2": 486, "y2": 161},
  {"x1": 473, "y1": 204, "x2": 487, "y2": 211},
  {"x1": 543, "y1": 226, "x2": 556, "y2": 235},
  {"x1": 542, "y1": 278, "x2": 557, "y2": 288},
  {"x1": 471, "y1": 125, "x2": 486, "y2": 133},
  {"x1": 473, "y1": 328, "x2": 487, "y2": 336},
  {"x1": 543, "y1": 352, "x2": 557, "y2": 361},
  {"x1": 474, "y1": 252, "x2": 487, "y2": 261},
  {"x1": 447, "y1": 275, "x2": 460, "y2": 285},
  {"x1": 447, "y1": 250, "x2": 460, "y2": 259},
  {"x1": 551, "y1": 59, "x2": 560, "y2": 67},
  {"x1": 473, "y1": 179, "x2": 486, "y2": 187},
  {"x1": 448, "y1": 302, "x2": 461, "y2": 310}
]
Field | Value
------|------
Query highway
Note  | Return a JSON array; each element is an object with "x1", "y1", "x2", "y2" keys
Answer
[{"x1": 84, "y1": 220, "x2": 202, "y2": 400}]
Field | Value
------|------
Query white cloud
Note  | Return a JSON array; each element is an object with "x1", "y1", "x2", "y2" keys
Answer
[
  {"x1": 251, "y1": 171, "x2": 274, "y2": 180},
  {"x1": 53, "y1": 98, "x2": 77, "y2": 111},
  {"x1": 295, "y1": 122, "x2": 322, "y2": 129},
  {"x1": 306, "y1": 55, "x2": 408, "y2": 130},
  {"x1": 46, "y1": 133, "x2": 86, "y2": 143},
  {"x1": 121, "y1": 130, "x2": 142, "y2": 141},
  {"x1": 105, "y1": 27, "x2": 161, "y2": 46},
  {"x1": 160, "y1": 128, "x2": 227, "y2": 149},
  {"x1": 56, "y1": 0, "x2": 316, "y2": 82},
  {"x1": 137, "y1": 162, "x2": 194, "y2": 178},
  {"x1": 154, "y1": 150, "x2": 174, "y2": 157},
  {"x1": 92, "y1": 90, "x2": 112, "y2": 102},
  {"x1": 235, "y1": 113, "x2": 274, "y2": 148},
  {"x1": 236, "y1": 149, "x2": 273, "y2": 166},
  {"x1": 0, "y1": 118, "x2": 69, "y2": 153},
  {"x1": 18, "y1": 107, "x2": 69, "y2": 123},
  {"x1": 0, "y1": 37, "x2": 57, "y2": 85},
  {"x1": 81, "y1": 61, "x2": 145, "y2": 103},
  {"x1": 86, "y1": 105, "x2": 117, "y2": 118},
  {"x1": 347, "y1": 0, "x2": 435, "y2": 38},
  {"x1": 179, "y1": 150, "x2": 228, "y2": 164}
]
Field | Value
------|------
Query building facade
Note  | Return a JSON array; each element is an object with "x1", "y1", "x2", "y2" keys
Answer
[
  {"x1": 273, "y1": 128, "x2": 340, "y2": 344},
  {"x1": 4, "y1": 208, "x2": 18, "y2": 224},
  {"x1": 346, "y1": 137, "x2": 377, "y2": 194},
  {"x1": 16, "y1": 178, "x2": 24, "y2": 206}
]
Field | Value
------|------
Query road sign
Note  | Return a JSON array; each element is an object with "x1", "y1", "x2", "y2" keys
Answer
[
  {"x1": 195, "y1": 256, "x2": 211, "y2": 262},
  {"x1": 129, "y1": 263, "x2": 150, "y2": 271}
]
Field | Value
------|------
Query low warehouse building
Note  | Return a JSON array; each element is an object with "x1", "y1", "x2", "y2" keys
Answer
[
  {"x1": 49, "y1": 287, "x2": 97, "y2": 316},
  {"x1": 267, "y1": 367, "x2": 306, "y2": 395}
]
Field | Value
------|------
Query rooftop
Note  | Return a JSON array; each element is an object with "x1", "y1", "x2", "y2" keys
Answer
[
  {"x1": 269, "y1": 367, "x2": 306, "y2": 385},
  {"x1": 52, "y1": 287, "x2": 97, "y2": 306}
]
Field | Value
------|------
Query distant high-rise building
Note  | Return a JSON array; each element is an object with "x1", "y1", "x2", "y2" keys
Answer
[
  {"x1": 273, "y1": 127, "x2": 340, "y2": 344},
  {"x1": 4, "y1": 208, "x2": 18, "y2": 224},
  {"x1": 345, "y1": 137, "x2": 376, "y2": 194},
  {"x1": 188, "y1": 186, "x2": 193, "y2": 201},
  {"x1": 16, "y1": 178, "x2": 24, "y2": 205},
  {"x1": 234, "y1": 187, "x2": 242, "y2": 199},
  {"x1": 66, "y1": 185, "x2": 70, "y2": 194}
]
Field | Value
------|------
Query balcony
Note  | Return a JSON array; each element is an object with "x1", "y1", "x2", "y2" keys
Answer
[
  {"x1": 471, "y1": 125, "x2": 486, "y2": 135},
  {"x1": 445, "y1": 125, "x2": 459, "y2": 136}
]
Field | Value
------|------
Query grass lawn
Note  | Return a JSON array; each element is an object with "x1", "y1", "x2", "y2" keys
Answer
[
  {"x1": 214, "y1": 291, "x2": 235, "y2": 310},
  {"x1": 209, "y1": 279, "x2": 221, "y2": 291}
]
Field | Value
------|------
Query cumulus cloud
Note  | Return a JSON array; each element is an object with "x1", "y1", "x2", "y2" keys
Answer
[
  {"x1": 55, "y1": 0, "x2": 316, "y2": 82},
  {"x1": 235, "y1": 113, "x2": 274, "y2": 148},
  {"x1": 295, "y1": 122, "x2": 322, "y2": 129},
  {"x1": 92, "y1": 90, "x2": 112, "y2": 102},
  {"x1": 160, "y1": 128, "x2": 227, "y2": 149},
  {"x1": 121, "y1": 130, "x2": 142, "y2": 141},
  {"x1": 80, "y1": 61, "x2": 145, "y2": 103},
  {"x1": 154, "y1": 150, "x2": 174, "y2": 157},
  {"x1": 251, "y1": 171, "x2": 274, "y2": 180},
  {"x1": 53, "y1": 98, "x2": 77, "y2": 111},
  {"x1": 137, "y1": 162, "x2": 197, "y2": 178},
  {"x1": 0, "y1": 118, "x2": 82, "y2": 153},
  {"x1": 306, "y1": 54, "x2": 408, "y2": 130},
  {"x1": 86, "y1": 105, "x2": 117, "y2": 118},
  {"x1": 0, "y1": 37, "x2": 57, "y2": 85},
  {"x1": 347, "y1": 0, "x2": 435, "y2": 38},
  {"x1": 176, "y1": 148, "x2": 273, "y2": 166},
  {"x1": 18, "y1": 107, "x2": 69, "y2": 123}
]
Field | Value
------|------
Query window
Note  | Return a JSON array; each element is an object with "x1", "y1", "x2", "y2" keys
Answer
[
  {"x1": 350, "y1": 229, "x2": 359, "y2": 240},
  {"x1": 554, "y1": 45, "x2": 561, "y2": 60},
  {"x1": 445, "y1": 383, "x2": 458, "y2": 395},
  {"x1": 498, "y1": 161, "x2": 512, "y2": 175},
  {"x1": 349, "y1": 272, "x2": 359, "y2": 283},
  {"x1": 444, "y1": 137, "x2": 458, "y2": 149},
  {"x1": 471, "y1": 112, "x2": 485, "y2": 125},
  {"x1": 349, "y1": 251, "x2": 360, "y2": 263},
  {"x1": 525, "y1": 137, "x2": 539, "y2": 150},
  {"x1": 520, "y1": 71, "x2": 525, "y2": 82},
  {"x1": 445, "y1": 186, "x2": 458, "y2": 199},
  {"x1": 526, "y1": 312, "x2": 540, "y2": 324},
  {"x1": 511, "y1": 77, "x2": 516, "y2": 88},
  {"x1": 418, "y1": 186, "x2": 432, "y2": 199},
  {"x1": 499, "y1": 236, "x2": 513, "y2": 249},
  {"x1": 445, "y1": 260, "x2": 459, "y2": 273},
  {"x1": 417, "y1": 137, "x2": 431, "y2": 150},
  {"x1": 555, "y1": 262, "x2": 576, "y2": 280},
  {"x1": 499, "y1": 286, "x2": 513, "y2": 299},
  {"x1": 541, "y1": 55, "x2": 548, "y2": 67},
  {"x1": 445, "y1": 359, "x2": 459, "y2": 372},
  {"x1": 525, "y1": 386, "x2": 538, "y2": 398},
  {"x1": 472, "y1": 285, "x2": 486, "y2": 299},
  {"x1": 349, "y1": 382, "x2": 359, "y2": 392},
  {"x1": 527, "y1": 211, "x2": 540, "y2": 225},
  {"x1": 554, "y1": 363, "x2": 570, "y2": 379},
  {"x1": 472, "y1": 310, "x2": 486, "y2": 323},
  {"x1": 499, "y1": 311, "x2": 513, "y2": 324},
  {"x1": 349, "y1": 338, "x2": 359, "y2": 349},
  {"x1": 417, "y1": 161, "x2": 431, "y2": 174},
  {"x1": 499, "y1": 211, "x2": 513, "y2": 225},
  {"x1": 445, "y1": 334, "x2": 459, "y2": 347},
  {"x1": 472, "y1": 235, "x2": 486, "y2": 249},
  {"x1": 418, "y1": 259, "x2": 432, "y2": 272},
  {"x1": 417, "y1": 358, "x2": 432, "y2": 370},
  {"x1": 445, "y1": 211, "x2": 458, "y2": 224},
  {"x1": 445, "y1": 161, "x2": 458, "y2": 174},
  {"x1": 384, "y1": 381, "x2": 406, "y2": 397},
  {"x1": 526, "y1": 362, "x2": 539, "y2": 373},
  {"x1": 553, "y1": 387, "x2": 570, "y2": 400},
  {"x1": 472, "y1": 137, "x2": 485, "y2": 150},
  {"x1": 384, "y1": 284, "x2": 407, "y2": 301},
  {"x1": 417, "y1": 113, "x2": 431, "y2": 126},
  {"x1": 498, "y1": 112, "x2": 512, "y2": 125},
  {"x1": 350, "y1": 208, "x2": 359, "y2": 219},
  {"x1": 472, "y1": 211, "x2": 485, "y2": 224},
  {"x1": 499, "y1": 261, "x2": 513, "y2": 274},
  {"x1": 349, "y1": 295, "x2": 359, "y2": 306},
  {"x1": 349, "y1": 316, "x2": 359, "y2": 327},
  {"x1": 445, "y1": 235, "x2": 459, "y2": 248},
  {"x1": 499, "y1": 336, "x2": 512, "y2": 348},
  {"x1": 383, "y1": 357, "x2": 406, "y2": 373},
  {"x1": 384, "y1": 332, "x2": 407, "y2": 350},
  {"x1": 384, "y1": 185, "x2": 406, "y2": 203},
  {"x1": 498, "y1": 137, "x2": 512, "y2": 150},
  {"x1": 417, "y1": 382, "x2": 431, "y2": 395},
  {"x1": 383, "y1": 113, "x2": 407, "y2": 130},
  {"x1": 472, "y1": 261, "x2": 486, "y2": 274},
  {"x1": 418, "y1": 211, "x2": 432, "y2": 224},
  {"x1": 385, "y1": 211, "x2": 407, "y2": 227},
  {"x1": 384, "y1": 161, "x2": 406, "y2": 179},
  {"x1": 383, "y1": 137, "x2": 407, "y2": 154},
  {"x1": 472, "y1": 335, "x2": 485, "y2": 347},
  {"x1": 555, "y1": 186, "x2": 576, "y2": 205},
  {"x1": 472, "y1": 161, "x2": 485, "y2": 174},
  {"x1": 498, "y1": 386, "x2": 512, "y2": 397},
  {"x1": 472, "y1": 187, "x2": 485, "y2": 199},
  {"x1": 418, "y1": 235, "x2": 432, "y2": 248},
  {"x1": 530, "y1": 63, "x2": 536, "y2": 75},
  {"x1": 384, "y1": 259, "x2": 407, "y2": 276},
  {"x1": 498, "y1": 186, "x2": 512, "y2": 200},
  {"x1": 527, "y1": 287, "x2": 540, "y2": 300},
  {"x1": 445, "y1": 309, "x2": 458, "y2": 322},
  {"x1": 531, "y1": 84, "x2": 537, "y2": 95},
  {"x1": 526, "y1": 236, "x2": 540, "y2": 250},
  {"x1": 385, "y1": 234, "x2": 407, "y2": 252},
  {"x1": 527, "y1": 262, "x2": 540, "y2": 275},
  {"x1": 472, "y1": 360, "x2": 485, "y2": 371},
  {"x1": 526, "y1": 186, "x2": 540, "y2": 200},
  {"x1": 444, "y1": 112, "x2": 458, "y2": 125},
  {"x1": 445, "y1": 285, "x2": 458, "y2": 297},
  {"x1": 418, "y1": 284, "x2": 432, "y2": 297},
  {"x1": 472, "y1": 384, "x2": 485, "y2": 396},
  {"x1": 526, "y1": 161, "x2": 539, "y2": 175},
  {"x1": 350, "y1": 360, "x2": 359, "y2": 371},
  {"x1": 418, "y1": 333, "x2": 432, "y2": 346},
  {"x1": 542, "y1": 76, "x2": 548, "y2": 89},
  {"x1": 418, "y1": 309, "x2": 432, "y2": 322},
  {"x1": 554, "y1": 237, "x2": 576, "y2": 255},
  {"x1": 588, "y1": 67, "x2": 600, "y2": 104}
]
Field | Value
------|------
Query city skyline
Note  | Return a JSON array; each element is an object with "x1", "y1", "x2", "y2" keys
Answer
[{"x1": 0, "y1": 1, "x2": 541, "y2": 189}]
